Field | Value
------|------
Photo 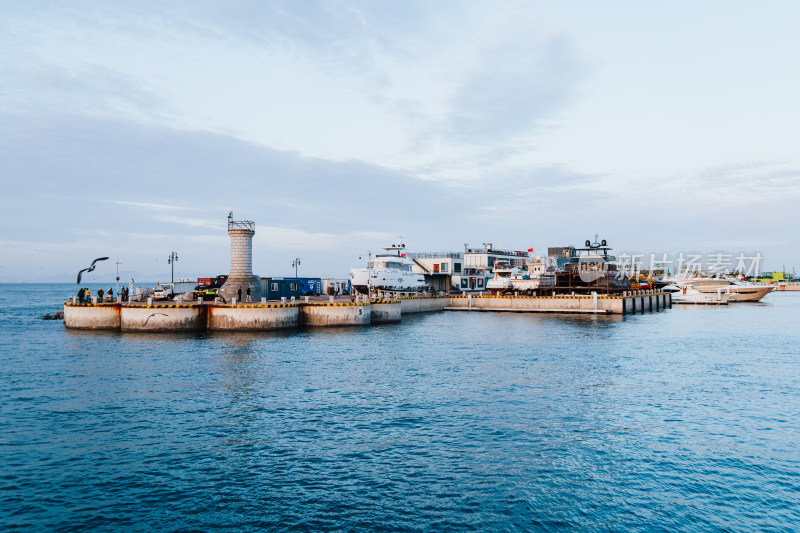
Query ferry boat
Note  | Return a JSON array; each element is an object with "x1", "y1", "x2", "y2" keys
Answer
[{"x1": 349, "y1": 242, "x2": 429, "y2": 295}]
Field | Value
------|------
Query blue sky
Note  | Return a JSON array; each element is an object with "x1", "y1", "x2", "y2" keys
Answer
[{"x1": 2, "y1": 1, "x2": 799, "y2": 282}]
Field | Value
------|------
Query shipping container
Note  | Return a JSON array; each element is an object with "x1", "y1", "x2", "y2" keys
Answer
[{"x1": 260, "y1": 277, "x2": 323, "y2": 300}]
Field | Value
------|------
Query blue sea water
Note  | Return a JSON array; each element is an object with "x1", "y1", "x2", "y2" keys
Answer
[{"x1": 1, "y1": 283, "x2": 799, "y2": 532}]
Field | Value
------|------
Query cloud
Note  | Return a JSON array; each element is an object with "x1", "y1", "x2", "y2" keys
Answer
[
  {"x1": 0, "y1": 62, "x2": 166, "y2": 121},
  {"x1": 107, "y1": 201, "x2": 204, "y2": 212},
  {"x1": 640, "y1": 159, "x2": 800, "y2": 213},
  {"x1": 446, "y1": 23, "x2": 587, "y2": 143}
]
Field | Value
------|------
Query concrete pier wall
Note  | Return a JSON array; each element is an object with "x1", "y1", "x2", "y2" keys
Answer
[
  {"x1": 121, "y1": 305, "x2": 205, "y2": 332},
  {"x1": 371, "y1": 301, "x2": 402, "y2": 323},
  {"x1": 207, "y1": 304, "x2": 299, "y2": 330},
  {"x1": 64, "y1": 292, "x2": 669, "y2": 332},
  {"x1": 301, "y1": 302, "x2": 371, "y2": 327},
  {"x1": 63, "y1": 303, "x2": 120, "y2": 329},
  {"x1": 446, "y1": 292, "x2": 668, "y2": 314},
  {"x1": 620, "y1": 292, "x2": 671, "y2": 314},
  {"x1": 400, "y1": 297, "x2": 449, "y2": 314},
  {"x1": 447, "y1": 295, "x2": 622, "y2": 313}
]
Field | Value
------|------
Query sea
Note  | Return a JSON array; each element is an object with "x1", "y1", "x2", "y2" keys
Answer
[{"x1": 1, "y1": 283, "x2": 798, "y2": 532}]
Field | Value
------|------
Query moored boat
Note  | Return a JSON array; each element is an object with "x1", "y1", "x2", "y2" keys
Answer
[
  {"x1": 486, "y1": 261, "x2": 520, "y2": 294},
  {"x1": 663, "y1": 283, "x2": 731, "y2": 304},
  {"x1": 665, "y1": 277, "x2": 773, "y2": 302},
  {"x1": 349, "y1": 242, "x2": 429, "y2": 295}
]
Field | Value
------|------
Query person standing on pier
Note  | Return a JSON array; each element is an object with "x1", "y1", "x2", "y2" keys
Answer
[
  {"x1": 246, "y1": 286, "x2": 251, "y2": 302},
  {"x1": 97, "y1": 288, "x2": 104, "y2": 302},
  {"x1": 78, "y1": 288, "x2": 85, "y2": 304},
  {"x1": 237, "y1": 287, "x2": 242, "y2": 303}
]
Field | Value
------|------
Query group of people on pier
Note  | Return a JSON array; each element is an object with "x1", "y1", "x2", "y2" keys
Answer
[{"x1": 77, "y1": 286, "x2": 129, "y2": 303}]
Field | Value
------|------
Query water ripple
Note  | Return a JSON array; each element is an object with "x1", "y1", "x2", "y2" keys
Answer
[{"x1": 1, "y1": 284, "x2": 799, "y2": 531}]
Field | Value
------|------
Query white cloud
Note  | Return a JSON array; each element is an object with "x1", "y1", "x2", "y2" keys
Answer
[{"x1": 1, "y1": 2, "x2": 800, "y2": 277}]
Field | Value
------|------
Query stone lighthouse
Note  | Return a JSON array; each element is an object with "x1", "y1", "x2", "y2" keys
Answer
[{"x1": 219, "y1": 212, "x2": 262, "y2": 303}]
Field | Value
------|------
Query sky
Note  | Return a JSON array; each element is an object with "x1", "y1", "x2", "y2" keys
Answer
[{"x1": 2, "y1": 1, "x2": 799, "y2": 283}]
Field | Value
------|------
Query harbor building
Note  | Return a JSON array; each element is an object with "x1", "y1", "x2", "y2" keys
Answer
[
  {"x1": 459, "y1": 244, "x2": 529, "y2": 292},
  {"x1": 321, "y1": 278, "x2": 350, "y2": 296},
  {"x1": 548, "y1": 246, "x2": 576, "y2": 269},
  {"x1": 750, "y1": 271, "x2": 797, "y2": 283},
  {"x1": 409, "y1": 243, "x2": 531, "y2": 292},
  {"x1": 407, "y1": 251, "x2": 463, "y2": 293}
]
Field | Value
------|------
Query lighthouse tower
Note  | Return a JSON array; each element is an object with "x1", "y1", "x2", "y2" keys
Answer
[{"x1": 219, "y1": 212, "x2": 262, "y2": 303}]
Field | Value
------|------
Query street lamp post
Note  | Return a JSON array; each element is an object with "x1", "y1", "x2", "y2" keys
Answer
[
  {"x1": 115, "y1": 261, "x2": 124, "y2": 295},
  {"x1": 167, "y1": 251, "x2": 178, "y2": 283},
  {"x1": 292, "y1": 258, "x2": 301, "y2": 277}
]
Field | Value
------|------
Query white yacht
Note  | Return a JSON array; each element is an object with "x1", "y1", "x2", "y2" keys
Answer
[
  {"x1": 349, "y1": 242, "x2": 428, "y2": 295},
  {"x1": 486, "y1": 261, "x2": 521, "y2": 294},
  {"x1": 664, "y1": 276, "x2": 773, "y2": 302},
  {"x1": 663, "y1": 283, "x2": 731, "y2": 305},
  {"x1": 487, "y1": 258, "x2": 546, "y2": 295}
]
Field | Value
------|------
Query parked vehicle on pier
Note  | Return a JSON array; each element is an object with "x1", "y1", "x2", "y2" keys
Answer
[
  {"x1": 153, "y1": 284, "x2": 175, "y2": 300},
  {"x1": 193, "y1": 275, "x2": 227, "y2": 300}
]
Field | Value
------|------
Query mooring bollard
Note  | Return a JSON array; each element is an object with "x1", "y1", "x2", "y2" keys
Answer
[
  {"x1": 198, "y1": 296, "x2": 203, "y2": 304},
  {"x1": 147, "y1": 297, "x2": 153, "y2": 306},
  {"x1": 305, "y1": 296, "x2": 309, "y2": 303},
  {"x1": 329, "y1": 295, "x2": 334, "y2": 303},
  {"x1": 261, "y1": 297, "x2": 267, "y2": 304},
  {"x1": 232, "y1": 297, "x2": 238, "y2": 305}
]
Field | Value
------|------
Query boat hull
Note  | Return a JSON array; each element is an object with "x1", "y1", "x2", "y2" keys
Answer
[
  {"x1": 349, "y1": 267, "x2": 427, "y2": 294},
  {"x1": 695, "y1": 285, "x2": 773, "y2": 302}
]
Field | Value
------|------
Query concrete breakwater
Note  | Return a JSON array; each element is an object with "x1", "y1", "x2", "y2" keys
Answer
[
  {"x1": 446, "y1": 291, "x2": 671, "y2": 315},
  {"x1": 63, "y1": 292, "x2": 668, "y2": 332},
  {"x1": 63, "y1": 297, "x2": 441, "y2": 331}
]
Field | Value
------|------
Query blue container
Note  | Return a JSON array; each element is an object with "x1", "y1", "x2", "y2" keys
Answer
[{"x1": 261, "y1": 277, "x2": 323, "y2": 300}]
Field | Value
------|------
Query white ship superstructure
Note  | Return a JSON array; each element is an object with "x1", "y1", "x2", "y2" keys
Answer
[{"x1": 350, "y1": 242, "x2": 428, "y2": 294}]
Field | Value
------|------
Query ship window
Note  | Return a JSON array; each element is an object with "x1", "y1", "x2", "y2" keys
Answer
[
  {"x1": 461, "y1": 278, "x2": 468, "y2": 288},
  {"x1": 454, "y1": 263, "x2": 461, "y2": 273},
  {"x1": 433, "y1": 264, "x2": 440, "y2": 273},
  {"x1": 441, "y1": 263, "x2": 449, "y2": 273},
  {"x1": 290, "y1": 282, "x2": 297, "y2": 291},
  {"x1": 270, "y1": 283, "x2": 278, "y2": 291},
  {"x1": 477, "y1": 278, "x2": 484, "y2": 287}
]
